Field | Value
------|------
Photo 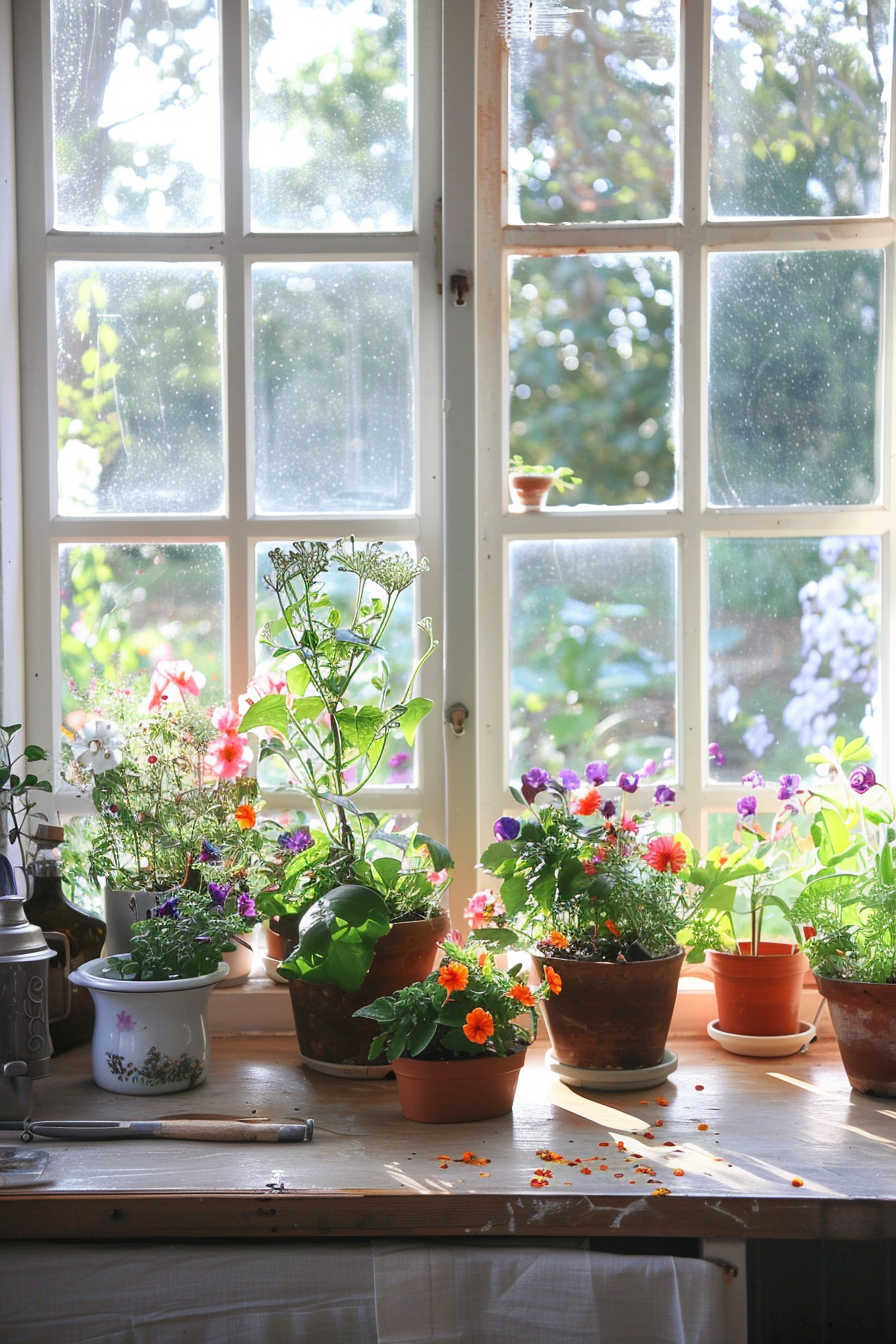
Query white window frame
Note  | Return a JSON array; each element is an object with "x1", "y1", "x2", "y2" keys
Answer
[{"x1": 473, "y1": 0, "x2": 896, "y2": 852}]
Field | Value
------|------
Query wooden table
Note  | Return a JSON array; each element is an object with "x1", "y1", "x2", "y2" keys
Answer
[{"x1": 2, "y1": 1032, "x2": 894, "y2": 1244}]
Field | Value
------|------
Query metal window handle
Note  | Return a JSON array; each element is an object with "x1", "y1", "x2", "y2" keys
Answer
[
  {"x1": 449, "y1": 272, "x2": 472, "y2": 306},
  {"x1": 446, "y1": 704, "x2": 469, "y2": 736}
]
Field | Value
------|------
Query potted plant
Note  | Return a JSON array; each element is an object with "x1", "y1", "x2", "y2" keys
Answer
[
  {"x1": 69, "y1": 885, "x2": 252, "y2": 1094},
  {"x1": 684, "y1": 769, "x2": 812, "y2": 1040},
  {"x1": 476, "y1": 762, "x2": 699, "y2": 1075},
  {"x1": 353, "y1": 937, "x2": 557, "y2": 1122},
  {"x1": 507, "y1": 456, "x2": 581, "y2": 511},
  {"x1": 0, "y1": 723, "x2": 52, "y2": 895},
  {"x1": 238, "y1": 539, "x2": 453, "y2": 1074},
  {"x1": 790, "y1": 735, "x2": 896, "y2": 1095},
  {"x1": 62, "y1": 660, "x2": 274, "y2": 968}
]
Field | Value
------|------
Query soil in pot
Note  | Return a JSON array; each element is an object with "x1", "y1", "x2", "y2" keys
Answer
[
  {"x1": 816, "y1": 976, "x2": 896, "y2": 1096},
  {"x1": 391, "y1": 1049, "x2": 526, "y2": 1123},
  {"x1": 533, "y1": 947, "x2": 683, "y2": 1071},
  {"x1": 288, "y1": 912, "x2": 450, "y2": 1074},
  {"x1": 707, "y1": 942, "x2": 808, "y2": 1037},
  {"x1": 508, "y1": 474, "x2": 553, "y2": 511}
]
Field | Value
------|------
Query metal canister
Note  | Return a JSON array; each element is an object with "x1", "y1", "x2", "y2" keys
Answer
[{"x1": 0, "y1": 890, "x2": 55, "y2": 1120}]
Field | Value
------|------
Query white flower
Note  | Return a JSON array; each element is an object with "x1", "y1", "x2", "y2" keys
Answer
[{"x1": 71, "y1": 718, "x2": 125, "y2": 775}]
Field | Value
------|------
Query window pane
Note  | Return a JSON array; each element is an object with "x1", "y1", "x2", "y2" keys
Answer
[
  {"x1": 510, "y1": 254, "x2": 676, "y2": 506},
  {"x1": 249, "y1": 0, "x2": 412, "y2": 232},
  {"x1": 708, "y1": 536, "x2": 879, "y2": 781},
  {"x1": 508, "y1": 0, "x2": 678, "y2": 225},
  {"x1": 710, "y1": 0, "x2": 894, "y2": 219},
  {"x1": 708, "y1": 250, "x2": 880, "y2": 508},
  {"x1": 60, "y1": 543, "x2": 226, "y2": 718},
  {"x1": 51, "y1": 0, "x2": 221, "y2": 231},
  {"x1": 509, "y1": 539, "x2": 676, "y2": 782},
  {"x1": 56, "y1": 263, "x2": 224, "y2": 516},
  {"x1": 253, "y1": 263, "x2": 414, "y2": 514},
  {"x1": 253, "y1": 542, "x2": 420, "y2": 790}
]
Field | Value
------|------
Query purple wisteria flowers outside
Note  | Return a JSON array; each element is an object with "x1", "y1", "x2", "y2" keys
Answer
[
  {"x1": 849, "y1": 765, "x2": 877, "y2": 794},
  {"x1": 708, "y1": 743, "x2": 725, "y2": 767},
  {"x1": 494, "y1": 815, "x2": 521, "y2": 842}
]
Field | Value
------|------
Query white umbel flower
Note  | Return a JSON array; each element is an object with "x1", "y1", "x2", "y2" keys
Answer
[{"x1": 71, "y1": 717, "x2": 125, "y2": 775}]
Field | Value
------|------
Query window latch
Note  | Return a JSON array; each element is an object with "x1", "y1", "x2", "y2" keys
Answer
[
  {"x1": 449, "y1": 272, "x2": 472, "y2": 307},
  {"x1": 446, "y1": 703, "x2": 469, "y2": 736}
]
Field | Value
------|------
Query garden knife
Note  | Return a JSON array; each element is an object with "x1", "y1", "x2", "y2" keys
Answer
[{"x1": 0, "y1": 1117, "x2": 313, "y2": 1143}]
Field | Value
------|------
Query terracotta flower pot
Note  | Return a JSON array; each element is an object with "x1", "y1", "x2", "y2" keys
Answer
[
  {"x1": 816, "y1": 976, "x2": 896, "y2": 1096},
  {"x1": 533, "y1": 947, "x2": 684, "y2": 1070},
  {"x1": 390, "y1": 1049, "x2": 526, "y2": 1123},
  {"x1": 707, "y1": 942, "x2": 808, "y2": 1037},
  {"x1": 508, "y1": 473, "x2": 553, "y2": 511},
  {"x1": 288, "y1": 912, "x2": 450, "y2": 1076}
]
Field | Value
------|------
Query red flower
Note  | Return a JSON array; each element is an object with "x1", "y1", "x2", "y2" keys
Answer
[
  {"x1": 605, "y1": 919, "x2": 621, "y2": 938},
  {"x1": 644, "y1": 835, "x2": 687, "y2": 873},
  {"x1": 570, "y1": 786, "x2": 602, "y2": 816}
]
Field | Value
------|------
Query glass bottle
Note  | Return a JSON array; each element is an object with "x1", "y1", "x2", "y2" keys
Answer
[{"x1": 23, "y1": 827, "x2": 106, "y2": 1054}]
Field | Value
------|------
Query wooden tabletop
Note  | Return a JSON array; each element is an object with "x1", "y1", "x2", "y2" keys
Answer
[{"x1": 3, "y1": 1032, "x2": 895, "y2": 1242}]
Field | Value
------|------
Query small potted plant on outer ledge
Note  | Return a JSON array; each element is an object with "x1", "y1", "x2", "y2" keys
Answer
[
  {"x1": 354, "y1": 937, "x2": 557, "y2": 1122},
  {"x1": 239, "y1": 539, "x2": 453, "y2": 1076},
  {"x1": 508, "y1": 455, "x2": 581, "y2": 511}
]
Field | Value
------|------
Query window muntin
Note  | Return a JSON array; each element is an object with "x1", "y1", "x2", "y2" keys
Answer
[{"x1": 50, "y1": 0, "x2": 222, "y2": 232}]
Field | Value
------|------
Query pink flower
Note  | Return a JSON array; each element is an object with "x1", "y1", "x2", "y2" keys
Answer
[
  {"x1": 211, "y1": 705, "x2": 242, "y2": 736},
  {"x1": 116, "y1": 1011, "x2": 135, "y2": 1032},
  {"x1": 237, "y1": 669, "x2": 288, "y2": 715},
  {"x1": 463, "y1": 889, "x2": 506, "y2": 929},
  {"x1": 144, "y1": 659, "x2": 206, "y2": 710},
  {"x1": 427, "y1": 869, "x2": 448, "y2": 887},
  {"x1": 205, "y1": 733, "x2": 253, "y2": 780}
]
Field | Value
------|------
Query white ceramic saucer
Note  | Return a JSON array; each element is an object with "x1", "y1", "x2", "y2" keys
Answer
[
  {"x1": 706, "y1": 1018, "x2": 816, "y2": 1057},
  {"x1": 544, "y1": 1047, "x2": 678, "y2": 1091}
]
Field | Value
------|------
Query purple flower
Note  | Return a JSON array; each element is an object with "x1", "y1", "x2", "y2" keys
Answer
[
  {"x1": 153, "y1": 895, "x2": 180, "y2": 919},
  {"x1": 557, "y1": 769, "x2": 581, "y2": 791},
  {"x1": 584, "y1": 760, "x2": 609, "y2": 785},
  {"x1": 115, "y1": 1011, "x2": 135, "y2": 1032},
  {"x1": 601, "y1": 800, "x2": 617, "y2": 818},
  {"x1": 237, "y1": 893, "x2": 258, "y2": 920},
  {"x1": 849, "y1": 765, "x2": 877, "y2": 794},
  {"x1": 736, "y1": 795, "x2": 758, "y2": 818},
  {"x1": 388, "y1": 751, "x2": 410, "y2": 768},
  {"x1": 640, "y1": 759, "x2": 657, "y2": 778},
  {"x1": 493, "y1": 815, "x2": 521, "y2": 842},
  {"x1": 653, "y1": 784, "x2": 676, "y2": 806},
  {"x1": 777, "y1": 773, "x2": 801, "y2": 801},
  {"x1": 278, "y1": 827, "x2": 313, "y2": 854},
  {"x1": 708, "y1": 742, "x2": 725, "y2": 767},
  {"x1": 198, "y1": 839, "x2": 221, "y2": 864},
  {"x1": 617, "y1": 772, "x2": 639, "y2": 794},
  {"x1": 521, "y1": 767, "x2": 552, "y2": 803},
  {"x1": 741, "y1": 770, "x2": 764, "y2": 790},
  {"x1": 207, "y1": 882, "x2": 231, "y2": 908}
]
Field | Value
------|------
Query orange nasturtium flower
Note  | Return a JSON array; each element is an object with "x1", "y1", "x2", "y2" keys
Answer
[
  {"x1": 547, "y1": 930, "x2": 568, "y2": 948},
  {"x1": 644, "y1": 834, "x2": 687, "y2": 873},
  {"x1": 463, "y1": 1007, "x2": 495, "y2": 1044},
  {"x1": 507, "y1": 983, "x2": 535, "y2": 1007},
  {"x1": 544, "y1": 966, "x2": 563, "y2": 995},
  {"x1": 233, "y1": 804, "x2": 257, "y2": 830},
  {"x1": 438, "y1": 961, "x2": 469, "y2": 1000},
  {"x1": 605, "y1": 919, "x2": 621, "y2": 938}
]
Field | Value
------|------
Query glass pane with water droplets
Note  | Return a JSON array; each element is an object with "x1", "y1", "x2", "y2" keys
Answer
[
  {"x1": 249, "y1": 0, "x2": 412, "y2": 232},
  {"x1": 60, "y1": 542, "x2": 226, "y2": 721},
  {"x1": 56, "y1": 263, "x2": 224, "y2": 516},
  {"x1": 509, "y1": 538, "x2": 676, "y2": 785},
  {"x1": 253, "y1": 263, "x2": 414, "y2": 514},
  {"x1": 508, "y1": 0, "x2": 678, "y2": 225},
  {"x1": 707, "y1": 536, "x2": 879, "y2": 783},
  {"x1": 510, "y1": 254, "x2": 676, "y2": 506},
  {"x1": 710, "y1": 0, "x2": 894, "y2": 219},
  {"x1": 51, "y1": 0, "x2": 221, "y2": 231},
  {"x1": 708, "y1": 250, "x2": 880, "y2": 508}
]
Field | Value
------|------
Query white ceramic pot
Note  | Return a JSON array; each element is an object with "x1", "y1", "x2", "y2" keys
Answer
[
  {"x1": 218, "y1": 926, "x2": 258, "y2": 988},
  {"x1": 68, "y1": 958, "x2": 229, "y2": 1094}
]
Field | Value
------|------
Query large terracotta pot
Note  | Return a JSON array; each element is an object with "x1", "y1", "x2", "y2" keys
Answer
[
  {"x1": 707, "y1": 942, "x2": 808, "y2": 1037},
  {"x1": 288, "y1": 912, "x2": 450, "y2": 1076},
  {"x1": 390, "y1": 1049, "x2": 526, "y2": 1123},
  {"x1": 533, "y1": 947, "x2": 684, "y2": 1070},
  {"x1": 816, "y1": 976, "x2": 896, "y2": 1096}
]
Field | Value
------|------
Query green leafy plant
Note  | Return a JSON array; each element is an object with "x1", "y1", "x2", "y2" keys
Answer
[
  {"x1": 103, "y1": 887, "x2": 253, "y2": 982},
  {"x1": 791, "y1": 736, "x2": 896, "y2": 983},
  {"x1": 239, "y1": 539, "x2": 452, "y2": 990},
  {"x1": 508, "y1": 455, "x2": 581, "y2": 493},
  {"x1": 354, "y1": 937, "x2": 556, "y2": 1063},
  {"x1": 475, "y1": 762, "x2": 702, "y2": 961},
  {"x1": 0, "y1": 725, "x2": 52, "y2": 894}
]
